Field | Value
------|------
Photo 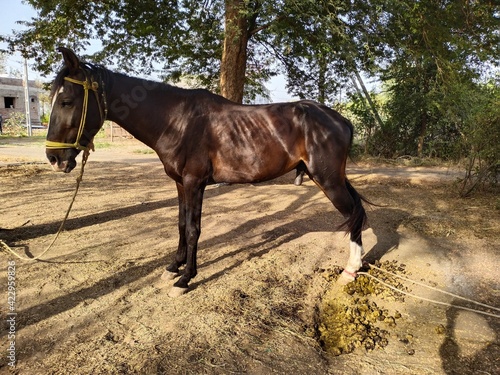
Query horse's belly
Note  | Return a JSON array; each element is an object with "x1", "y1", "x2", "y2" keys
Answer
[{"x1": 211, "y1": 149, "x2": 297, "y2": 184}]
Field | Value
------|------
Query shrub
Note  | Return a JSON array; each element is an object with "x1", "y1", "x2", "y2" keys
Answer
[{"x1": 2, "y1": 112, "x2": 29, "y2": 137}]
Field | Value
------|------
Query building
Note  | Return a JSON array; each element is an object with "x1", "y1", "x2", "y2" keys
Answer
[{"x1": 0, "y1": 76, "x2": 42, "y2": 127}]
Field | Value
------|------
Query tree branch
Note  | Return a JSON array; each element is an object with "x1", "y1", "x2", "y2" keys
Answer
[{"x1": 249, "y1": 15, "x2": 285, "y2": 36}]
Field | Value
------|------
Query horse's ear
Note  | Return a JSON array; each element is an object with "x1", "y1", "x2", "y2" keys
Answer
[{"x1": 57, "y1": 47, "x2": 80, "y2": 74}]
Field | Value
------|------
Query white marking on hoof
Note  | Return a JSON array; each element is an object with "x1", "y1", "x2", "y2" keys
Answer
[
  {"x1": 168, "y1": 286, "x2": 189, "y2": 298},
  {"x1": 160, "y1": 270, "x2": 178, "y2": 281},
  {"x1": 337, "y1": 271, "x2": 356, "y2": 285},
  {"x1": 294, "y1": 174, "x2": 303, "y2": 186},
  {"x1": 347, "y1": 241, "x2": 364, "y2": 270}
]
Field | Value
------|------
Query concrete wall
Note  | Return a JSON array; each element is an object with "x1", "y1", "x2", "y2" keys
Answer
[{"x1": 0, "y1": 77, "x2": 42, "y2": 126}]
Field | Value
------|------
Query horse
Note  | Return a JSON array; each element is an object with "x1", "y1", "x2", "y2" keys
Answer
[{"x1": 46, "y1": 47, "x2": 368, "y2": 297}]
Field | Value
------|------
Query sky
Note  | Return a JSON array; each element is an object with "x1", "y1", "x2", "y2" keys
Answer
[
  {"x1": 0, "y1": 0, "x2": 295, "y2": 101},
  {"x1": 0, "y1": 0, "x2": 42, "y2": 79}
]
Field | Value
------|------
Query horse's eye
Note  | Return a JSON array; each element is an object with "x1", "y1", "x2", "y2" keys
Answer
[{"x1": 61, "y1": 100, "x2": 73, "y2": 108}]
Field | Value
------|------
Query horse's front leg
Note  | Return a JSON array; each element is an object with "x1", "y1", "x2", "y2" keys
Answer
[
  {"x1": 169, "y1": 178, "x2": 206, "y2": 297},
  {"x1": 162, "y1": 183, "x2": 187, "y2": 280}
]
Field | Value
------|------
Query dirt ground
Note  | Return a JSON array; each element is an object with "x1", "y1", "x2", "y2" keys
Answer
[{"x1": 1, "y1": 138, "x2": 499, "y2": 374}]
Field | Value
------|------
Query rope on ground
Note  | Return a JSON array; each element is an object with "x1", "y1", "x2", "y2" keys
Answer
[
  {"x1": 0, "y1": 148, "x2": 91, "y2": 261},
  {"x1": 357, "y1": 263, "x2": 500, "y2": 319},
  {"x1": 368, "y1": 263, "x2": 500, "y2": 312}
]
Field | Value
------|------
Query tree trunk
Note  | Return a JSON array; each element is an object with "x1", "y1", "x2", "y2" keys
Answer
[
  {"x1": 317, "y1": 55, "x2": 326, "y2": 104},
  {"x1": 417, "y1": 112, "x2": 427, "y2": 157},
  {"x1": 353, "y1": 70, "x2": 384, "y2": 130},
  {"x1": 220, "y1": 0, "x2": 250, "y2": 103},
  {"x1": 417, "y1": 68, "x2": 429, "y2": 157}
]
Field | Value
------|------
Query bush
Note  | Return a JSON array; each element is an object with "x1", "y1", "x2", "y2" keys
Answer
[
  {"x1": 458, "y1": 82, "x2": 500, "y2": 197},
  {"x1": 2, "y1": 112, "x2": 29, "y2": 137},
  {"x1": 40, "y1": 112, "x2": 50, "y2": 125}
]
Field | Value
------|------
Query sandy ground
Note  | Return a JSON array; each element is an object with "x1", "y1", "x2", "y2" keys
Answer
[{"x1": 0, "y1": 138, "x2": 499, "y2": 374}]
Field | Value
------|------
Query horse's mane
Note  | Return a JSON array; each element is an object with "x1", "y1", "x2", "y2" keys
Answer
[
  {"x1": 51, "y1": 60, "x2": 228, "y2": 104},
  {"x1": 50, "y1": 62, "x2": 109, "y2": 100}
]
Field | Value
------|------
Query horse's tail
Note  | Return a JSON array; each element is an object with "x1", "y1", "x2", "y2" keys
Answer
[{"x1": 337, "y1": 178, "x2": 369, "y2": 242}]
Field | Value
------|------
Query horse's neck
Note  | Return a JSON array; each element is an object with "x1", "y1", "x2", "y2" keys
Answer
[{"x1": 105, "y1": 73, "x2": 175, "y2": 149}]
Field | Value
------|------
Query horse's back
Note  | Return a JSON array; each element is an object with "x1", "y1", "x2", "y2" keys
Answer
[{"x1": 205, "y1": 100, "x2": 352, "y2": 184}]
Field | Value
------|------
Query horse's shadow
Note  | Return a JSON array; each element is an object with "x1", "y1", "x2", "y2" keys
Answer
[
  {"x1": 191, "y1": 205, "x2": 407, "y2": 289},
  {"x1": 439, "y1": 301, "x2": 500, "y2": 374},
  {"x1": 0, "y1": 198, "x2": 178, "y2": 244},
  {"x1": 362, "y1": 207, "x2": 407, "y2": 264}
]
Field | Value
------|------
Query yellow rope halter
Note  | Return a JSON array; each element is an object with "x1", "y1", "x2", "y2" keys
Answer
[{"x1": 46, "y1": 74, "x2": 105, "y2": 151}]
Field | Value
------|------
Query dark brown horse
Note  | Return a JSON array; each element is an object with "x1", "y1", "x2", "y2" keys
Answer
[{"x1": 46, "y1": 47, "x2": 368, "y2": 297}]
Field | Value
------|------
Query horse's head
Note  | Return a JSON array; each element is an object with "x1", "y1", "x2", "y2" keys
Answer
[{"x1": 46, "y1": 47, "x2": 106, "y2": 172}]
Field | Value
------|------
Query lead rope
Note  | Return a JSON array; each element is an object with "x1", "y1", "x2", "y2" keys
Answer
[
  {"x1": 0, "y1": 147, "x2": 91, "y2": 261},
  {"x1": 357, "y1": 263, "x2": 500, "y2": 319}
]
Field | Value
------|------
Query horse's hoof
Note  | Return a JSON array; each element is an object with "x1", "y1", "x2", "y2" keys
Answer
[
  {"x1": 161, "y1": 270, "x2": 178, "y2": 281},
  {"x1": 168, "y1": 286, "x2": 189, "y2": 298},
  {"x1": 153, "y1": 271, "x2": 179, "y2": 289},
  {"x1": 337, "y1": 270, "x2": 356, "y2": 285}
]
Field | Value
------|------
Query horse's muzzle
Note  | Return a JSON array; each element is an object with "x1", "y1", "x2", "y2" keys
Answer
[{"x1": 46, "y1": 151, "x2": 77, "y2": 173}]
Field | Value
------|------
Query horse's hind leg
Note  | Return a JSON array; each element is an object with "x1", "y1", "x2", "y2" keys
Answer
[{"x1": 313, "y1": 173, "x2": 366, "y2": 283}]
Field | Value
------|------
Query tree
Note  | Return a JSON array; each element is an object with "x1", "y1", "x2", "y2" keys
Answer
[
  {"x1": 0, "y1": 52, "x2": 7, "y2": 75},
  {"x1": 3, "y1": 0, "x2": 301, "y2": 103},
  {"x1": 370, "y1": 0, "x2": 500, "y2": 157},
  {"x1": 2, "y1": 0, "x2": 383, "y2": 105},
  {"x1": 2, "y1": 1, "x2": 243, "y2": 102},
  {"x1": 458, "y1": 80, "x2": 500, "y2": 196},
  {"x1": 262, "y1": 0, "x2": 372, "y2": 106}
]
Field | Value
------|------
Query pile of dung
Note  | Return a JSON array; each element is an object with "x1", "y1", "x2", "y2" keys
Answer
[
  {"x1": 317, "y1": 260, "x2": 409, "y2": 356},
  {"x1": 345, "y1": 260, "x2": 409, "y2": 301}
]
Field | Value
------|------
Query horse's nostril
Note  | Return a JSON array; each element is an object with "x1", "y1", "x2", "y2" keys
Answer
[{"x1": 48, "y1": 155, "x2": 58, "y2": 165}]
